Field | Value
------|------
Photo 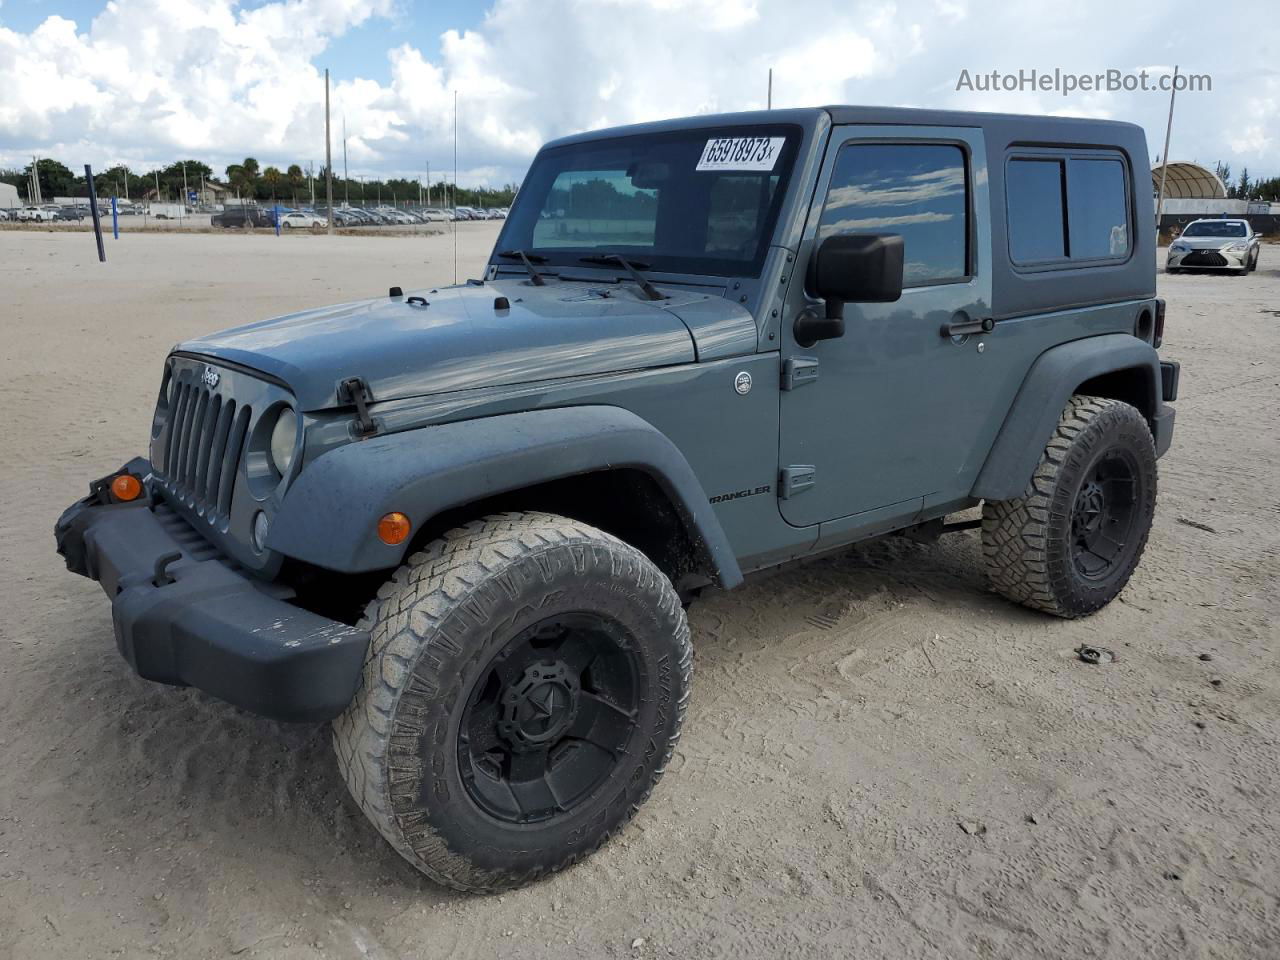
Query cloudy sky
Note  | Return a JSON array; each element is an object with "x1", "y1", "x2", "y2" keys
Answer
[{"x1": 0, "y1": 0, "x2": 1275, "y2": 188}]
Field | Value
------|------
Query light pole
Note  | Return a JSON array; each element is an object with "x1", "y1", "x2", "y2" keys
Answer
[
  {"x1": 325, "y1": 69, "x2": 334, "y2": 235},
  {"x1": 1154, "y1": 65, "x2": 1180, "y2": 240}
]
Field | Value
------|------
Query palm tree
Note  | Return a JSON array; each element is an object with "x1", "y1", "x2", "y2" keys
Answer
[
  {"x1": 225, "y1": 163, "x2": 246, "y2": 200},
  {"x1": 286, "y1": 164, "x2": 303, "y2": 205},
  {"x1": 241, "y1": 157, "x2": 260, "y2": 200},
  {"x1": 263, "y1": 166, "x2": 282, "y2": 202}
]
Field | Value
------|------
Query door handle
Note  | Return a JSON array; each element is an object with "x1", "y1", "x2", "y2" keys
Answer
[{"x1": 940, "y1": 317, "x2": 994, "y2": 338}]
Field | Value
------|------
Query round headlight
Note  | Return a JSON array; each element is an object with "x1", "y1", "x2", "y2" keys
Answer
[{"x1": 269, "y1": 407, "x2": 298, "y2": 476}]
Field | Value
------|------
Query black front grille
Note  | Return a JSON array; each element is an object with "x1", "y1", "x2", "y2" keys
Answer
[
  {"x1": 160, "y1": 379, "x2": 251, "y2": 521},
  {"x1": 1182, "y1": 250, "x2": 1228, "y2": 267}
]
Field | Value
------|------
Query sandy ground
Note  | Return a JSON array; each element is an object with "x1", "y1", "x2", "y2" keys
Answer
[{"x1": 0, "y1": 226, "x2": 1277, "y2": 959}]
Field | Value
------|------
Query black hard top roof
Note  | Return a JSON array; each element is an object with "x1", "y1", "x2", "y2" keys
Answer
[{"x1": 543, "y1": 105, "x2": 1142, "y2": 150}]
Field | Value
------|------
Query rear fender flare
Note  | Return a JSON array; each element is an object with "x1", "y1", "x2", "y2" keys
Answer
[
  {"x1": 269, "y1": 405, "x2": 744, "y2": 588},
  {"x1": 971, "y1": 334, "x2": 1161, "y2": 502}
]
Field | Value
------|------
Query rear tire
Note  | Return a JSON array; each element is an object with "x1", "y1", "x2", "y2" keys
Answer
[
  {"x1": 982, "y1": 396, "x2": 1157, "y2": 618},
  {"x1": 333, "y1": 511, "x2": 692, "y2": 892}
]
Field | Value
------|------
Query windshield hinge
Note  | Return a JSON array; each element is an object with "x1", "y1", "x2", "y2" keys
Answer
[
  {"x1": 337, "y1": 377, "x2": 378, "y2": 438},
  {"x1": 781, "y1": 357, "x2": 819, "y2": 391},
  {"x1": 779, "y1": 465, "x2": 816, "y2": 499}
]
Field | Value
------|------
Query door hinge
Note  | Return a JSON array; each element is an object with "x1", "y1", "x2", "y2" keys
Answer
[
  {"x1": 779, "y1": 465, "x2": 816, "y2": 499},
  {"x1": 781, "y1": 357, "x2": 819, "y2": 391},
  {"x1": 337, "y1": 376, "x2": 378, "y2": 437}
]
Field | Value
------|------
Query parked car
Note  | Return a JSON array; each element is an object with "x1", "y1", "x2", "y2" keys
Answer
[
  {"x1": 419, "y1": 208, "x2": 449, "y2": 222},
  {"x1": 18, "y1": 206, "x2": 56, "y2": 222},
  {"x1": 0, "y1": 208, "x2": 11, "y2": 221},
  {"x1": 54, "y1": 207, "x2": 86, "y2": 222},
  {"x1": 1166, "y1": 219, "x2": 1261, "y2": 274},
  {"x1": 211, "y1": 206, "x2": 272, "y2": 228},
  {"x1": 56, "y1": 104, "x2": 1178, "y2": 894},
  {"x1": 280, "y1": 212, "x2": 327, "y2": 229}
]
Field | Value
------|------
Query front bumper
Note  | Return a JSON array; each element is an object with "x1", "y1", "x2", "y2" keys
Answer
[
  {"x1": 55, "y1": 460, "x2": 369, "y2": 722},
  {"x1": 1167, "y1": 247, "x2": 1247, "y2": 270}
]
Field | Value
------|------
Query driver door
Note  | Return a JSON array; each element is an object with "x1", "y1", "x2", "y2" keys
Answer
[{"x1": 778, "y1": 126, "x2": 995, "y2": 528}]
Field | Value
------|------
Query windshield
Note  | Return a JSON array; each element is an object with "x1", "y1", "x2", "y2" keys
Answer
[
  {"x1": 1182, "y1": 221, "x2": 1247, "y2": 238},
  {"x1": 496, "y1": 125, "x2": 800, "y2": 278}
]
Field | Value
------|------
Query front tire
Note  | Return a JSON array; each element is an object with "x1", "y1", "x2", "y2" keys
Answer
[
  {"x1": 333, "y1": 511, "x2": 692, "y2": 892},
  {"x1": 982, "y1": 396, "x2": 1157, "y2": 618}
]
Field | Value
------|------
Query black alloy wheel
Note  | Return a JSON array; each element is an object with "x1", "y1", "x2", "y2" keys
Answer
[
  {"x1": 1069, "y1": 449, "x2": 1140, "y2": 581},
  {"x1": 458, "y1": 613, "x2": 641, "y2": 824}
]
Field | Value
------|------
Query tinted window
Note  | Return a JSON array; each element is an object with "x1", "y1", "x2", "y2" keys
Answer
[
  {"x1": 1007, "y1": 159, "x2": 1066, "y2": 262},
  {"x1": 818, "y1": 143, "x2": 968, "y2": 286},
  {"x1": 500, "y1": 127, "x2": 798, "y2": 278},
  {"x1": 1068, "y1": 159, "x2": 1129, "y2": 258}
]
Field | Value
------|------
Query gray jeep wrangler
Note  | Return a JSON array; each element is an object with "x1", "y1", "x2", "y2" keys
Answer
[{"x1": 56, "y1": 106, "x2": 1179, "y2": 892}]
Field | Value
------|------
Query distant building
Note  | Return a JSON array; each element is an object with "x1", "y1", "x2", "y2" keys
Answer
[
  {"x1": 1153, "y1": 161, "x2": 1278, "y2": 236},
  {"x1": 1151, "y1": 161, "x2": 1227, "y2": 206},
  {"x1": 0, "y1": 182, "x2": 18, "y2": 209}
]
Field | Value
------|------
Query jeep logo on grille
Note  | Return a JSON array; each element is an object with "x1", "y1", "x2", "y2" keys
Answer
[{"x1": 201, "y1": 366, "x2": 220, "y2": 389}]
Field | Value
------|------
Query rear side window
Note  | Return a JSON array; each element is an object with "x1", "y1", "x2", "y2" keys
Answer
[
  {"x1": 819, "y1": 142, "x2": 969, "y2": 286},
  {"x1": 1006, "y1": 153, "x2": 1131, "y2": 266},
  {"x1": 1068, "y1": 159, "x2": 1128, "y2": 258},
  {"x1": 1007, "y1": 159, "x2": 1065, "y2": 261}
]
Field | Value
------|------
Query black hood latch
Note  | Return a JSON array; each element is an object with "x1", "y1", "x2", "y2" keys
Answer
[{"x1": 337, "y1": 377, "x2": 378, "y2": 438}]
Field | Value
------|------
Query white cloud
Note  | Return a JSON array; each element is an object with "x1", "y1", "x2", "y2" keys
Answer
[{"x1": 0, "y1": 0, "x2": 1277, "y2": 187}]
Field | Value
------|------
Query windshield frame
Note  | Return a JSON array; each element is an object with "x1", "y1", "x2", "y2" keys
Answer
[{"x1": 495, "y1": 123, "x2": 803, "y2": 280}]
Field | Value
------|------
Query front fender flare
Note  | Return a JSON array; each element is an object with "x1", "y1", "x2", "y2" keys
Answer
[
  {"x1": 269, "y1": 406, "x2": 744, "y2": 588},
  {"x1": 971, "y1": 334, "x2": 1162, "y2": 502}
]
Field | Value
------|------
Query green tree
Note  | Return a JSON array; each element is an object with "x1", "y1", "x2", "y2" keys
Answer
[
  {"x1": 286, "y1": 164, "x2": 304, "y2": 204},
  {"x1": 25, "y1": 158, "x2": 77, "y2": 198},
  {"x1": 225, "y1": 163, "x2": 250, "y2": 200},
  {"x1": 263, "y1": 166, "x2": 282, "y2": 201}
]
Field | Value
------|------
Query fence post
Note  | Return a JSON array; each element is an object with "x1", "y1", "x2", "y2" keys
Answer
[
  {"x1": 111, "y1": 196, "x2": 119, "y2": 240},
  {"x1": 274, "y1": 203, "x2": 280, "y2": 237},
  {"x1": 84, "y1": 164, "x2": 106, "y2": 263}
]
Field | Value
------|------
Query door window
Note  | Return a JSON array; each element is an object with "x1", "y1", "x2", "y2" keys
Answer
[{"x1": 818, "y1": 143, "x2": 969, "y2": 286}]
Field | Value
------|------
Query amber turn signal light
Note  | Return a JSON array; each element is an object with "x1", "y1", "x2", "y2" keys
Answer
[
  {"x1": 377, "y1": 512, "x2": 411, "y2": 545},
  {"x1": 110, "y1": 474, "x2": 143, "y2": 502}
]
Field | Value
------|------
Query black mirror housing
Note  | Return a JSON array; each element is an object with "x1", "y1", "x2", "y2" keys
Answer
[{"x1": 812, "y1": 233, "x2": 905, "y2": 316}]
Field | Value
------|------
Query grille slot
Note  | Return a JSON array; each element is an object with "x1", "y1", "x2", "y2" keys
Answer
[
  {"x1": 1183, "y1": 250, "x2": 1228, "y2": 267},
  {"x1": 158, "y1": 373, "x2": 250, "y2": 524}
]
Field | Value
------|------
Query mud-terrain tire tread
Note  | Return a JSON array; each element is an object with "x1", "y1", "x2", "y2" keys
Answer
[
  {"x1": 332, "y1": 511, "x2": 692, "y2": 893},
  {"x1": 981, "y1": 395, "x2": 1156, "y2": 619}
]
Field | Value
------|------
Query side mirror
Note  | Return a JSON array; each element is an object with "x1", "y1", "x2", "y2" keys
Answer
[{"x1": 795, "y1": 234, "x2": 905, "y2": 347}]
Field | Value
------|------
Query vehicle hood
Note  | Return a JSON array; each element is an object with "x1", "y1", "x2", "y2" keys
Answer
[
  {"x1": 177, "y1": 278, "x2": 757, "y2": 410},
  {"x1": 1172, "y1": 236, "x2": 1247, "y2": 250}
]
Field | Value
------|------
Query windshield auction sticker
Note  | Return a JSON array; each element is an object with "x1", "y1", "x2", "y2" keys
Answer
[{"x1": 696, "y1": 137, "x2": 785, "y2": 171}]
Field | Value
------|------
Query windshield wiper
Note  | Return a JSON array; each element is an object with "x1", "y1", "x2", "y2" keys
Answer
[
  {"x1": 578, "y1": 254, "x2": 666, "y2": 301},
  {"x1": 496, "y1": 249, "x2": 548, "y2": 285}
]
